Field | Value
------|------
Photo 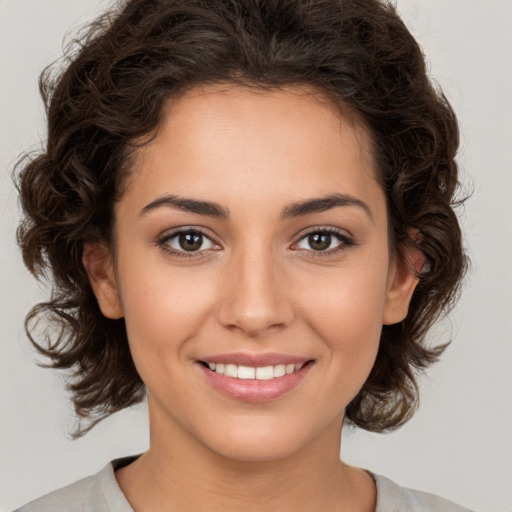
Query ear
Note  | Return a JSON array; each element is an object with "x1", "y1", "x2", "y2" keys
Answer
[
  {"x1": 82, "y1": 242, "x2": 124, "y2": 319},
  {"x1": 382, "y1": 231, "x2": 426, "y2": 326}
]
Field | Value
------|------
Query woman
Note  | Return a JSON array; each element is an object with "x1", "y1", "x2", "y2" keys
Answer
[{"x1": 13, "y1": 0, "x2": 471, "y2": 510}]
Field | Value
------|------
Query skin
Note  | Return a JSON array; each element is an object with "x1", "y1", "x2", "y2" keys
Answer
[{"x1": 83, "y1": 84, "x2": 421, "y2": 512}]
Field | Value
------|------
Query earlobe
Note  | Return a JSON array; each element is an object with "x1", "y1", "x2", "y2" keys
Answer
[
  {"x1": 82, "y1": 242, "x2": 124, "y2": 319},
  {"x1": 382, "y1": 239, "x2": 426, "y2": 326}
]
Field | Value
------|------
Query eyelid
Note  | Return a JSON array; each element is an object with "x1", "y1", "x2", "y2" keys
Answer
[
  {"x1": 291, "y1": 226, "x2": 356, "y2": 256},
  {"x1": 157, "y1": 226, "x2": 221, "y2": 259},
  {"x1": 156, "y1": 225, "x2": 356, "y2": 259}
]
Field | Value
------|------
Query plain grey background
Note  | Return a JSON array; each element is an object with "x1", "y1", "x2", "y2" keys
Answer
[{"x1": 1, "y1": 1, "x2": 511, "y2": 511}]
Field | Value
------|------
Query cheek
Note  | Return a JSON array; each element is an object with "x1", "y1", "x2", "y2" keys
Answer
[
  {"x1": 296, "y1": 263, "x2": 388, "y2": 389},
  {"x1": 117, "y1": 260, "x2": 219, "y2": 372},
  {"x1": 299, "y1": 262, "x2": 389, "y2": 340}
]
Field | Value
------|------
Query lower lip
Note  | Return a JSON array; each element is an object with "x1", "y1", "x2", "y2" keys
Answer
[{"x1": 197, "y1": 362, "x2": 313, "y2": 403}]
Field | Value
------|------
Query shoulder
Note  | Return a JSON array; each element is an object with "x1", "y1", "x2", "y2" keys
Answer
[
  {"x1": 372, "y1": 473, "x2": 475, "y2": 512},
  {"x1": 13, "y1": 472, "x2": 106, "y2": 512},
  {"x1": 13, "y1": 458, "x2": 135, "y2": 512}
]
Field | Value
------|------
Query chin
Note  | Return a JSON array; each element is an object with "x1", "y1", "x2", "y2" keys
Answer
[
  {"x1": 194, "y1": 416, "x2": 322, "y2": 463},
  {"x1": 211, "y1": 436, "x2": 305, "y2": 463}
]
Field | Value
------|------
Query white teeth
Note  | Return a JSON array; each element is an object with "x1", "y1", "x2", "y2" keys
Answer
[
  {"x1": 237, "y1": 365, "x2": 256, "y2": 379},
  {"x1": 274, "y1": 364, "x2": 286, "y2": 377},
  {"x1": 207, "y1": 361, "x2": 307, "y2": 380},
  {"x1": 255, "y1": 366, "x2": 274, "y2": 380},
  {"x1": 224, "y1": 364, "x2": 238, "y2": 378}
]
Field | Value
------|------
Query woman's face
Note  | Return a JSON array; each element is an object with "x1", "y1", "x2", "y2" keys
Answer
[{"x1": 86, "y1": 85, "x2": 418, "y2": 461}]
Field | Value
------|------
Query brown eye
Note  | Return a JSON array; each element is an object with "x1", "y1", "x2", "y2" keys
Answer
[
  {"x1": 178, "y1": 232, "x2": 203, "y2": 251},
  {"x1": 158, "y1": 229, "x2": 217, "y2": 257},
  {"x1": 307, "y1": 232, "x2": 332, "y2": 251},
  {"x1": 295, "y1": 228, "x2": 355, "y2": 255}
]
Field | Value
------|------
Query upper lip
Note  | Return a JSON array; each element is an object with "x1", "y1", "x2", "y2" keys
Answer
[{"x1": 198, "y1": 352, "x2": 312, "y2": 367}]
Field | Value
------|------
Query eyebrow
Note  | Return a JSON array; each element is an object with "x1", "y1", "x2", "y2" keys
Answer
[
  {"x1": 281, "y1": 193, "x2": 373, "y2": 221},
  {"x1": 141, "y1": 195, "x2": 229, "y2": 218},
  {"x1": 141, "y1": 192, "x2": 373, "y2": 221}
]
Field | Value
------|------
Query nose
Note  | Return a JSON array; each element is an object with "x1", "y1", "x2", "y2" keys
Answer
[{"x1": 217, "y1": 244, "x2": 295, "y2": 338}]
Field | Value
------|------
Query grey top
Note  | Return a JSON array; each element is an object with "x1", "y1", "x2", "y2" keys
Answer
[{"x1": 14, "y1": 456, "x2": 474, "y2": 512}]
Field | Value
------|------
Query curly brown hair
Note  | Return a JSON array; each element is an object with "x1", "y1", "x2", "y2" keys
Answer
[{"x1": 16, "y1": 0, "x2": 466, "y2": 437}]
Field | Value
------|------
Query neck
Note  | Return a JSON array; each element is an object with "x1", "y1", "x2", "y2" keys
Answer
[{"x1": 115, "y1": 408, "x2": 375, "y2": 512}]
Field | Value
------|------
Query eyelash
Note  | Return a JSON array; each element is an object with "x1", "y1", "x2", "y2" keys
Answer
[
  {"x1": 293, "y1": 228, "x2": 356, "y2": 257},
  {"x1": 156, "y1": 227, "x2": 355, "y2": 260},
  {"x1": 157, "y1": 228, "x2": 219, "y2": 260}
]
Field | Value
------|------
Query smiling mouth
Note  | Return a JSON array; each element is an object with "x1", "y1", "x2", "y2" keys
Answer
[
  {"x1": 200, "y1": 361, "x2": 309, "y2": 380},
  {"x1": 198, "y1": 358, "x2": 314, "y2": 402}
]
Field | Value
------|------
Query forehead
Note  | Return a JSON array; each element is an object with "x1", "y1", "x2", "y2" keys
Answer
[
  {"x1": 156, "y1": 84, "x2": 374, "y2": 172},
  {"x1": 120, "y1": 84, "x2": 384, "y2": 222}
]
